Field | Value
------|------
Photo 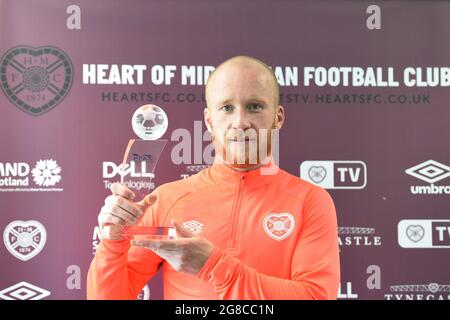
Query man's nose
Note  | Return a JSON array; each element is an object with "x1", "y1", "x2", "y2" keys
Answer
[{"x1": 231, "y1": 106, "x2": 251, "y2": 129}]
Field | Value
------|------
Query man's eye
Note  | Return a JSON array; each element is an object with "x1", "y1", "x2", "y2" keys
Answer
[
  {"x1": 247, "y1": 103, "x2": 263, "y2": 112},
  {"x1": 220, "y1": 105, "x2": 233, "y2": 112}
]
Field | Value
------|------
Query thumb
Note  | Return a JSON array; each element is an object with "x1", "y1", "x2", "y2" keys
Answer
[
  {"x1": 135, "y1": 194, "x2": 157, "y2": 211},
  {"x1": 171, "y1": 219, "x2": 195, "y2": 238}
]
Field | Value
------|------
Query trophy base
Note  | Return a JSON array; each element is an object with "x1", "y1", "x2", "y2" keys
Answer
[{"x1": 122, "y1": 226, "x2": 176, "y2": 240}]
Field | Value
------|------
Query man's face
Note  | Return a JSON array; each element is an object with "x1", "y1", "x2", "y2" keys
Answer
[{"x1": 204, "y1": 63, "x2": 284, "y2": 169}]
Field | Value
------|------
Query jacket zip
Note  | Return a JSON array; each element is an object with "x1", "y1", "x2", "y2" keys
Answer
[{"x1": 228, "y1": 174, "x2": 246, "y2": 251}]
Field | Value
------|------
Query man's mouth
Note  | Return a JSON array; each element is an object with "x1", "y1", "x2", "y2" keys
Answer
[{"x1": 228, "y1": 137, "x2": 256, "y2": 142}]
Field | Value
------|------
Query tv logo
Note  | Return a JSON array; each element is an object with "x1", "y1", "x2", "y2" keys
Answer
[
  {"x1": 398, "y1": 219, "x2": 450, "y2": 248},
  {"x1": 300, "y1": 161, "x2": 367, "y2": 189}
]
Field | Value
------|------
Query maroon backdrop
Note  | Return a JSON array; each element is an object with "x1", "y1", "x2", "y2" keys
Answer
[{"x1": 0, "y1": 0, "x2": 449, "y2": 300}]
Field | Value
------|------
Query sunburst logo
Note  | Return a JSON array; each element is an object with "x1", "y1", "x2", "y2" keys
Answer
[{"x1": 31, "y1": 159, "x2": 61, "y2": 187}]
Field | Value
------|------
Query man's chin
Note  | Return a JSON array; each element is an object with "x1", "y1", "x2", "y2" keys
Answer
[
  {"x1": 222, "y1": 154, "x2": 266, "y2": 171},
  {"x1": 227, "y1": 162, "x2": 262, "y2": 171}
]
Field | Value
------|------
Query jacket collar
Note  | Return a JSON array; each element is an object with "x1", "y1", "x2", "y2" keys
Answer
[{"x1": 208, "y1": 158, "x2": 280, "y2": 189}]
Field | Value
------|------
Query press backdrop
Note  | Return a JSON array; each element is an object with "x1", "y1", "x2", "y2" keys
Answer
[{"x1": 0, "y1": 0, "x2": 449, "y2": 300}]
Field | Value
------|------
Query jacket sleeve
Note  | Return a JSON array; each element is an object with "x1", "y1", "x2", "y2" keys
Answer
[
  {"x1": 86, "y1": 205, "x2": 163, "y2": 300},
  {"x1": 196, "y1": 186, "x2": 340, "y2": 300}
]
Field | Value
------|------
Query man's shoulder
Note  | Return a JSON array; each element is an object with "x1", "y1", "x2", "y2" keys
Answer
[
  {"x1": 274, "y1": 167, "x2": 331, "y2": 201},
  {"x1": 274, "y1": 168, "x2": 336, "y2": 221}
]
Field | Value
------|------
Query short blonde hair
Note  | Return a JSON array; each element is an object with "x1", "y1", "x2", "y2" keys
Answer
[{"x1": 205, "y1": 55, "x2": 280, "y2": 107}]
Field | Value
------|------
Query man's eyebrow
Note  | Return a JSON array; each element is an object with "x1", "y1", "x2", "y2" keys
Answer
[
  {"x1": 217, "y1": 98, "x2": 268, "y2": 106},
  {"x1": 217, "y1": 99, "x2": 233, "y2": 106},
  {"x1": 246, "y1": 98, "x2": 268, "y2": 105}
]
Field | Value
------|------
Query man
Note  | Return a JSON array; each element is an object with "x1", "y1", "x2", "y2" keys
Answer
[{"x1": 87, "y1": 55, "x2": 340, "y2": 299}]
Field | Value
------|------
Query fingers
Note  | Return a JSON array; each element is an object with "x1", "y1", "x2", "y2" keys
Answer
[
  {"x1": 98, "y1": 182, "x2": 156, "y2": 240},
  {"x1": 99, "y1": 182, "x2": 158, "y2": 240},
  {"x1": 101, "y1": 224, "x2": 126, "y2": 241},
  {"x1": 100, "y1": 199, "x2": 140, "y2": 225},
  {"x1": 111, "y1": 182, "x2": 135, "y2": 200},
  {"x1": 110, "y1": 182, "x2": 157, "y2": 213},
  {"x1": 132, "y1": 239, "x2": 161, "y2": 250},
  {"x1": 130, "y1": 237, "x2": 213, "y2": 275},
  {"x1": 105, "y1": 194, "x2": 142, "y2": 219},
  {"x1": 136, "y1": 194, "x2": 157, "y2": 210},
  {"x1": 98, "y1": 212, "x2": 126, "y2": 226},
  {"x1": 172, "y1": 219, "x2": 195, "y2": 238},
  {"x1": 132, "y1": 239, "x2": 178, "y2": 251},
  {"x1": 98, "y1": 194, "x2": 144, "y2": 241},
  {"x1": 132, "y1": 240, "x2": 184, "y2": 270}
]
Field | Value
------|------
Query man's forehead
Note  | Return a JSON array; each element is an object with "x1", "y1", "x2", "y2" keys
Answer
[
  {"x1": 211, "y1": 82, "x2": 271, "y2": 106},
  {"x1": 210, "y1": 61, "x2": 268, "y2": 82},
  {"x1": 208, "y1": 68, "x2": 271, "y2": 100}
]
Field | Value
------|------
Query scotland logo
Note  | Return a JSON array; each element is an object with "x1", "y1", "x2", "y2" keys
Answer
[
  {"x1": 32, "y1": 159, "x2": 62, "y2": 187},
  {"x1": 0, "y1": 46, "x2": 73, "y2": 116},
  {"x1": 3, "y1": 220, "x2": 47, "y2": 261}
]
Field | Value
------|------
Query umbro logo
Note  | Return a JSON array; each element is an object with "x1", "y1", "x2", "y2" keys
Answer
[
  {"x1": 182, "y1": 220, "x2": 204, "y2": 234},
  {"x1": 406, "y1": 160, "x2": 450, "y2": 195}
]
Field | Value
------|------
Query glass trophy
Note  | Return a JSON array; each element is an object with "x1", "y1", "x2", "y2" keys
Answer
[{"x1": 118, "y1": 104, "x2": 175, "y2": 240}]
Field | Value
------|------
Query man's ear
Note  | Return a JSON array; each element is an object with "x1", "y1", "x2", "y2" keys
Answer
[
  {"x1": 204, "y1": 107, "x2": 212, "y2": 132},
  {"x1": 274, "y1": 105, "x2": 285, "y2": 129}
]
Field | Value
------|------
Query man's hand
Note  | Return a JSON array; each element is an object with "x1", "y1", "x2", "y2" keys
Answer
[
  {"x1": 98, "y1": 182, "x2": 157, "y2": 240},
  {"x1": 131, "y1": 220, "x2": 214, "y2": 275}
]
